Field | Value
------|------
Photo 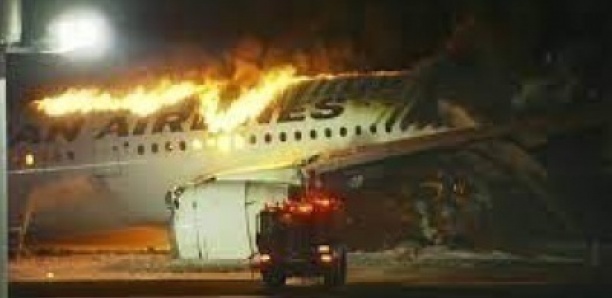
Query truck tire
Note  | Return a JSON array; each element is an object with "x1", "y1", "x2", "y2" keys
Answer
[
  {"x1": 324, "y1": 250, "x2": 347, "y2": 287},
  {"x1": 262, "y1": 269, "x2": 286, "y2": 288},
  {"x1": 338, "y1": 250, "x2": 347, "y2": 285}
]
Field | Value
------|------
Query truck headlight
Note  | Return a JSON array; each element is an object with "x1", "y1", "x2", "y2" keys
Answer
[
  {"x1": 320, "y1": 254, "x2": 333, "y2": 263},
  {"x1": 318, "y1": 245, "x2": 331, "y2": 253},
  {"x1": 255, "y1": 253, "x2": 271, "y2": 263}
]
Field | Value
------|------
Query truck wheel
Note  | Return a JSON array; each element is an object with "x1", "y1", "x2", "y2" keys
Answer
[
  {"x1": 324, "y1": 252, "x2": 346, "y2": 287},
  {"x1": 262, "y1": 269, "x2": 286, "y2": 288},
  {"x1": 323, "y1": 266, "x2": 341, "y2": 287},
  {"x1": 338, "y1": 250, "x2": 347, "y2": 285}
]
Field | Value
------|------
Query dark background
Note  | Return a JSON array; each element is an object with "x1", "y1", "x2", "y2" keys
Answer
[
  {"x1": 19, "y1": 0, "x2": 612, "y2": 73},
  {"x1": 10, "y1": 0, "x2": 612, "y2": 241}
]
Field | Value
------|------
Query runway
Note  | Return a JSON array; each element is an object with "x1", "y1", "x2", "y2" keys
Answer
[{"x1": 10, "y1": 279, "x2": 609, "y2": 298}]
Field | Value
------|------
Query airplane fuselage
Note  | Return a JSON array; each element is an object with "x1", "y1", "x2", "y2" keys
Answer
[{"x1": 8, "y1": 74, "x2": 448, "y2": 238}]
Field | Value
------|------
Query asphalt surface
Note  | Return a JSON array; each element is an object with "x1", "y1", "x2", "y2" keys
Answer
[
  {"x1": 10, "y1": 279, "x2": 612, "y2": 298},
  {"x1": 10, "y1": 248, "x2": 612, "y2": 297}
]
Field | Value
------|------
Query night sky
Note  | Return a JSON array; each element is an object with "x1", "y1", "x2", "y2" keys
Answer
[
  {"x1": 13, "y1": 0, "x2": 612, "y2": 124},
  {"x1": 20, "y1": 0, "x2": 611, "y2": 73}
]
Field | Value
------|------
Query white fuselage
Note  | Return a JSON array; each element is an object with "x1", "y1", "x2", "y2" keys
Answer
[{"x1": 8, "y1": 74, "x2": 448, "y2": 237}]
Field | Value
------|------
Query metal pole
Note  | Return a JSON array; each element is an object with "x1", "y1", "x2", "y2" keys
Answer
[
  {"x1": 1, "y1": 51, "x2": 8, "y2": 298},
  {"x1": 1, "y1": 0, "x2": 22, "y2": 46},
  {"x1": 2, "y1": 1, "x2": 22, "y2": 294}
]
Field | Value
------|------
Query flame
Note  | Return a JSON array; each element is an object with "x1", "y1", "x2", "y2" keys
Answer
[
  {"x1": 34, "y1": 66, "x2": 302, "y2": 134},
  {"x1": 35, "y1": 81, "x2": 205, "y2": 117},
  {"x1": 199, "y1": 66, "x2": 301, "y2": 133},
  {"x1": 33, "y1": 64, "x2": 405, "y2": 145}
]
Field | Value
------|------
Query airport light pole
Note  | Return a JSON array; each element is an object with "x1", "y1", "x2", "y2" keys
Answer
[
  {"x1": 2, "y1": 0, "x2": 22, "y2": 293},
  {"x1": 1, "y1": 50, "x2": 8, "y2": 297}
]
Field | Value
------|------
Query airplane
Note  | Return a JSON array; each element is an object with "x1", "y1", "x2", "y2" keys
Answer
[
  {"x1": 8, "y1": 62, "x2": 604, "y2": 249},
  {"x1": 8, "y1": 70, "x2": 475, "y2": 246}
]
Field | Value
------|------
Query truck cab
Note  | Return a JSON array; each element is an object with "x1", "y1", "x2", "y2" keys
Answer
[{"x1": 253, "y1": 191, "x2": 347, "y2": 288}]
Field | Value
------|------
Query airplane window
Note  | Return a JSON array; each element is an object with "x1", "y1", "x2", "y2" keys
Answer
[
  {"x1": 165, "y1": 141, "x2": 173, "y2": 152},
  {"x1": 67, "y1": 151, "x2": 75, "y2": 160},
  {"x1": 295, "y1": 131, "x2": 302, "y2": 141},
  {"x1": 137, "y1": 145, "x2": 144, "y2": 155},
  {"x1": 249, "y1": 135, "x2": 256, "y2": 145},
  {"x1": 355, "y1": 125, "x2": 362, "y2": 136},
  {"x1": 24, "y1": 152, "x2": 36, "y2": 166},
  {"x1": 310, "y1": 129, "x2": 317, "y2": 139},
  {"x1": 279, "y1": 132, "x2": 287, "y2": 142},
  {"x1": 370, "y1": 124, "x2": 377, "y2": 134},
  {"x1": 264, "y1": 133, "x2": 272, "y2": 143},
  {"x1": 179, "y1": 141, "x2": 186, "y2": 151},
  {"x1": 54, "y1": 150, "x2": 62, "y2": 162},
  {"x1": 9, "y1": 152, "x2": 18, "y2": 165},
  {"x1": 152, "y1": 143, "x2": 159, "y2": 153},
  {"x1": 191, "y1": 139, "x2": 203, "y2": 150},
  {"x1": 340, "y1": 127, "x2": 348, "y2": 137},
  {"x1": 325, "y1": 128, "x2": 332, "y2": 138}
]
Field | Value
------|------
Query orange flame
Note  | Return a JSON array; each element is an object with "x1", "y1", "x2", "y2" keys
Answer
[
  {"x1": 199, "y1": 66, "x2": 301, "y2": 133},
  {"x1": 33, "y1": 64, "x2": 406, "y2": 138},
  {"x1": 34, "y1": 66, "x2": 302, "y2": 134},
  {"x1": 35, "y1": 81, "x2": 205, "y2": 117}
]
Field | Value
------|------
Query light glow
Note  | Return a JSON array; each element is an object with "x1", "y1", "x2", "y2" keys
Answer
[
  {"x1": 48, "y1": 9, "x2": 112, "y2": 55},
  {"x1": 258, "y1": 253, "x2": 271, "y2": 263},
  {"x1": 315, "y1": 198, "x2": 331, "y2": 208},
  {"x1": 320, "y1": 254, "x2": 333, "y2": 263},
  {"x1": 318, "y1": 245, "x2": 331, "y2": 253},
  {"x1": 297, "y1": 203, "x2": 313, "y2": 214},
  {"x1": 191, "y1": 139, "x2": 203, "y2": 150},
  {"x1": 25, "y1": 153, "x2": 35, "y2": 166}
]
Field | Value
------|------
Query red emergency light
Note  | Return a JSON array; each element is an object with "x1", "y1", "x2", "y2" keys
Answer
[
  {"x1": 296, "y1": 203, "x2": 313, "y2": 214},
  {"x1": 263, "y1": 191, "x2": 341, "y2": 215}
]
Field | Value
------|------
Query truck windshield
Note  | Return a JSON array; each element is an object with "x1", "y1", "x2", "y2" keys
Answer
[{"x1": 260, "y1": 211, "x2": 334, "y2": 254}]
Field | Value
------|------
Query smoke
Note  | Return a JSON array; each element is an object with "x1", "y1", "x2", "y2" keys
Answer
[
  {"x1": 119, "y1": 38, "x2": 360, "y2": 85},
  {"x1": 438, "y1": 99, "x2": 478, "y2": 127},
  {"x1": 23, "y1": 174, "x2": 133, "y2": 237},
  {"x1": 33, "y1": 0, "x2": 601, "y2": 117}
]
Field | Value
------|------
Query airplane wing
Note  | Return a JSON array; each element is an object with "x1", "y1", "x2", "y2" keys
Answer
[
  {"x1": 304, "y1": 102, "x2": 611, "y2": 175},
  {"x1": 7, "y1": 159, "x2": 150, "y2": 175}
]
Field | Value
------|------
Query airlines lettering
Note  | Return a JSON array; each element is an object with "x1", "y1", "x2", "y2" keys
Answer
[
  {"x1": 11, "y1": 97, "x2": 346, "y2": 145},
  {"x1": 311, "y1": 97, "x2": 345, "y2": 120}
]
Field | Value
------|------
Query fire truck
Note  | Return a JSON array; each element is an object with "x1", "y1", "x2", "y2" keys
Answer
[{"x1": 252, "y1": 190, "x2": 347, "y2": 288}]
